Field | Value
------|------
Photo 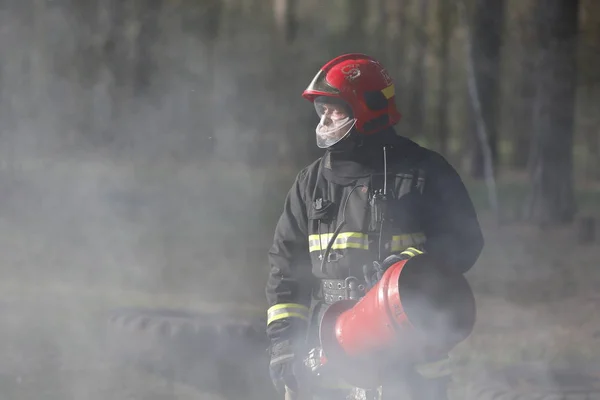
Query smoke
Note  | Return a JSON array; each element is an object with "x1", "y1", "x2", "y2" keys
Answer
[
  {"x1": 0, "y1": 1, "x2": 317, "y2": 398},
  {"x1": 444, "y1": 215, "x2": 600, "y2": 397},
  {"x1": 1, "y1": 1, "x2": 597, "y2": 398}
]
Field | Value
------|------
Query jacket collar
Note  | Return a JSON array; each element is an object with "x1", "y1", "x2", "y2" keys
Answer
[{"x1": 321, "y1": 129, "x2": 422, "y2": 184}]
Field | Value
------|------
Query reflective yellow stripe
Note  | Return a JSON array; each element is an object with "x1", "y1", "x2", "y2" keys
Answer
[
  {"x1": 308, "y1": 232, "x2": 426, "y2": 254},
  {"x1": 400, "y1": 246, "x2": 424, "y2": 258},
  {"x1": 381, "y1": 84, "x2": 395, "y2": 99},
  {"x1": 400, "y1": 249, "x2": 416, "y2": 258},
  {"x1": 267, "y1": 303, "x2": 309, "y2": 325},
  {"x1": 308, "y1": 232, "x2": 369, "y2": 253},
  {"x1": 390, "y1": 232, "x2": 426, "y2": 253}
]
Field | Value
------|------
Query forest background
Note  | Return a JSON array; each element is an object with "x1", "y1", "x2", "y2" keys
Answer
[{"x1": 0, "y1": 0, "x2": 599, "y2": 398}]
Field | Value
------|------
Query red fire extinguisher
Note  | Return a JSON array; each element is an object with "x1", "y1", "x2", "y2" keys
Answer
[{"x1": 307, "y1": 254, "x2": 476, "y2": 389}]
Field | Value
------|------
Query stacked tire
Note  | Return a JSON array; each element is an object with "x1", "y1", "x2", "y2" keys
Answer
[
  {"x1": 106, "y1": 309, "x2": 600, "y2": 400},
  {"x1": 106, "y1": 308, "x2": 276, "y2": 400}
]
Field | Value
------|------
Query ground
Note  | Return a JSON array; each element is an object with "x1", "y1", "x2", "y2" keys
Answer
[
  {"x1": 1, "y1": 155, "x2": 599, "y2": 398},
  {"x1": 1, "y1": 217, "x2": 598, "y2": 399}
]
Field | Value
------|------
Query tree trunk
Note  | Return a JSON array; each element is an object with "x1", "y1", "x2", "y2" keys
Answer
[
  {"x1": 524, "y1": 0, "x2": 579, "y2": 226},
  {"x1": 30, "y1": 0, "x2": 47, "y2": 118},
  {"x1": 133, "y1": 0, "x2": 163, "y2": 97},
  {"x1": 384, "y1": 0, "x2": 409, "y2": 125},
  {"x1": 345, "y1": 0, "x2": 368, "y2": 42},
  {"x1": 369, "y1": 0, "x2": 388, "y2": 56},
  {"x1": 396, "y1": 0, "x2": 410, "y2": 75},
  {"x1": 580, "y1": 0, "x2": 600, "y2": 180},
  {"x1": 460, "y1": 1, "x2": 500, "y2": 221},
  {"x1": 507, "y1": 0, "x2": 535, "y2": 169},
  {"x1": 384, "y1": 0, "x2": 404, "y2": 70},
  {"x1": 103, "y1": 0, "x2": 130, "y2": 126},
  {"x1": 178, "y1": 0, "x2": 222, "y2": 162},
  {"x1": 387, "y1": 0, "x2": 410, "y2": 134},
  {"x1": 405, "y1": 0, "x2": 429, "y2": 137},
  {"x1": 510, "y1": 64, "x2": 535, "y2": 169},
  {"x1": 469, "y1": 0, "x2": 504, "y2": 179},
  {"x1": 273, "y1": 0, "x2": 298, "y2": 44},
  {"x1": 436, "y1": 0, "x2": 452, "y2": 155}
]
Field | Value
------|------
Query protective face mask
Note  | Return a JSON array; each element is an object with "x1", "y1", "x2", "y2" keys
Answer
[{"x1": 314, "y1": 97, "x2": 356, "y2": 149}]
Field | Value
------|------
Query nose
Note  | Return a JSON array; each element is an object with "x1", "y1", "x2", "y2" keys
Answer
[{"x1": 320, "y1": 112, "x2": 334, "y2": 125}]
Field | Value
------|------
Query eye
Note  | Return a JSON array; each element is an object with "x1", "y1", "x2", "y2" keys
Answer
[{"x1": 332, "y1": 110, "x2": 346, "y2": 119}]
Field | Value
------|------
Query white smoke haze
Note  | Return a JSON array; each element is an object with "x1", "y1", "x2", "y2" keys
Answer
[
  {"x1": 0, "y1": 1, "x2": 598, "y2": 399},
  {"x1": 0, "y1": 1, "x2": 305, "y2": 398},
  {"x1": 445, "y1": 214, "x2": 600, "y2": 398}
]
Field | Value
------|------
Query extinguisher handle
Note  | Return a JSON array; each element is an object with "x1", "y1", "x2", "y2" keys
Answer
[{"x1": 363, "y1": 263, "x2": 382, "y2": 290}]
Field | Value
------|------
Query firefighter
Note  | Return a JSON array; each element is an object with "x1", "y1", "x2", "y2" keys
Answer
[{"x1": 265, "y1": 53, "x2": 484, "y2": 400}]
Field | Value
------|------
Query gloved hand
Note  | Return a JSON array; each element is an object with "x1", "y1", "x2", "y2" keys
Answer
[
  {"x1": 269, "y1": 338, "x2": 301, "y2": 395},
  {"x1": 364, "y1": 248, "x2": 424, "y2": 288}
]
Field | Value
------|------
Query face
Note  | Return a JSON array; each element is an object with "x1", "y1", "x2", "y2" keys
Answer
[
  {"x1": 318, "y1": 103, "x2": 350, "y2": 126},
  {"x1": 314, "y1": 97, "x2": 355, "y2": 149}
]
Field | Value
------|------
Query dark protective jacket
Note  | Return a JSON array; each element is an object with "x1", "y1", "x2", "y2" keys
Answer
[{"x1": 265, "y1": 129, "x2": 484, "y2": 344}]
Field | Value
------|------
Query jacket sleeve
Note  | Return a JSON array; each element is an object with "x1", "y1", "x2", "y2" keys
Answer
[
  {"x1": 420, "y1": 153, "x2": 484, "y2": 274},
  {"x1": 265, "y1": 169, "x2": 314, "y2": 344}
]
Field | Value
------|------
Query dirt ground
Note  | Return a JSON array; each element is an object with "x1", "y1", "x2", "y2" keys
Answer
[
  {"x1": 1, "y1": 158, "x2": 599, "y2": 398},
  {"x1": 0, "y1": 217, "x2": 598, "y2": 399}
]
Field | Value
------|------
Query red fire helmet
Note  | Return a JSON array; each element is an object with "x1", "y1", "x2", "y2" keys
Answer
[{"x1": 302, "y1": 53, "x2": 402, "y2": 136}]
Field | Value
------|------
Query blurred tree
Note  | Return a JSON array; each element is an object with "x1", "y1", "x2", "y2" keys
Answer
[
  {"x1": 345, "y1": 0, "x2": 367, "y2": 45},
  {"x1": 104, "y1": 0, "x2": 130, "y2": 90},
  {"x1": 369, "y1": 0, "x2": 388, "y2": 55},
  {"x1": 469, "y1": 0, "x2": 504, "y2": 179},
  {"x1": 460, "y1": 0, "x2": 500, "y2": 221},
  {"x1": 524, "y1": 0, "x2": 579, "y2": 225},
  {"x1": 133, "y1": 0, "x2": 163, "y2": 96},
  {"x1": 405, "y1": 0, "x2": 429, "y2": 137},
  {"x1": 383, "y1": 0, "x2": 407, "y2": 80},
  {"x1": 30, "y1": 0, "x2": 47, "y2": 117},
  {"x1": 579, "y1": 0, "x2": 600, "y2": 179},
  {"x1": 395, "y1": 0, "x2": 412, "y2": 87},
  {"x1": 102, "y1": 0, "x2": 132, "y2": 135},
  {"x1": 273, "y1": 0, "x2": 298, "y2": 44},
  {"x1": 181, "y1": 0, "x2": 222, "y2": 161},
  {"x1": 436, "y1": 0, "x2": 452, "y2": 155},
  {"x1": 497, "y1": 0, "x2": 536, "y2": 170}
]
